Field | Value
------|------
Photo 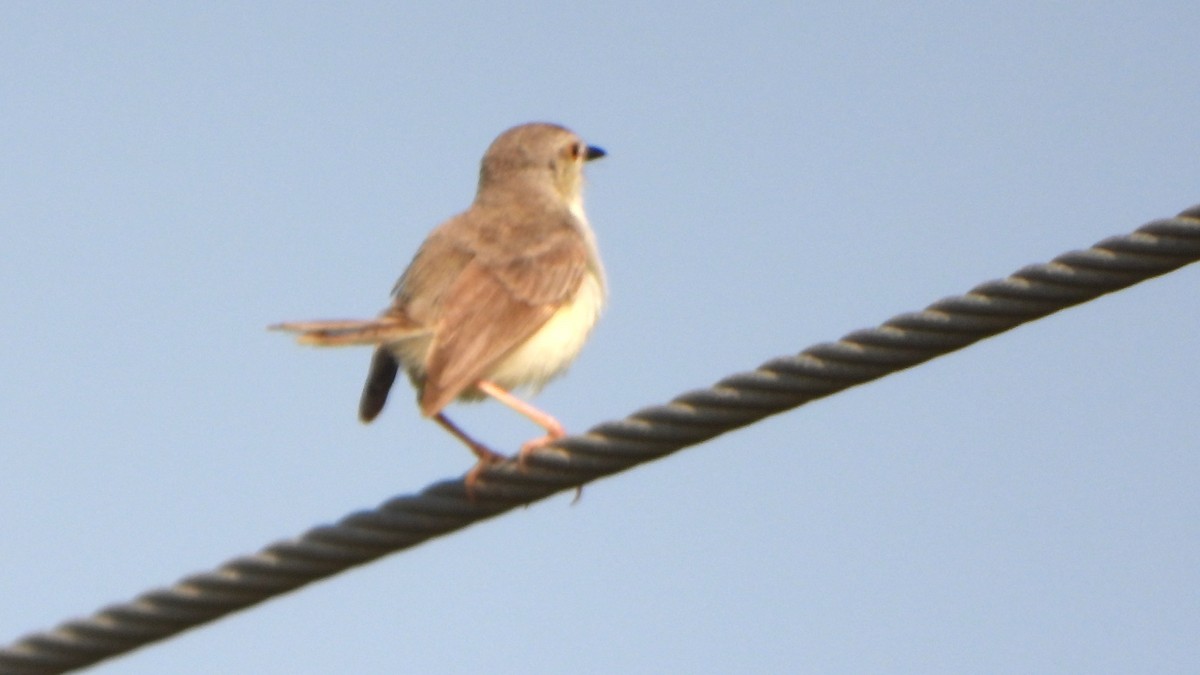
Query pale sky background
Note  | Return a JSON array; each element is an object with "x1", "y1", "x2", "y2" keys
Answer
[{"x1": 2, "y1": 3, "x2": 1199, "y2": 674}]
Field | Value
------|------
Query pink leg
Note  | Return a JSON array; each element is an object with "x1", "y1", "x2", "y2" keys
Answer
[
  {"x1": 434, "y1": 412, "x2": 504, "y2": 498},
  {"x1": 475, "y1": 380, "x2": 567, "y2": 463}
]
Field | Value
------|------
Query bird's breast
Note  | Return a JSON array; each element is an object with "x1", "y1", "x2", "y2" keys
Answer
[{"x1": 485, "y1": 270, "x2": 605, "y2": 393}]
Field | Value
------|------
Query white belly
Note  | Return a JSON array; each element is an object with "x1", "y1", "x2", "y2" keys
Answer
[{"x1": 485, "y1": 271, "x2": 605, "y2": 392}]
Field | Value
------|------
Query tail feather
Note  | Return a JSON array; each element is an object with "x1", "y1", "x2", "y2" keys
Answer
[
  {"x1": 359, "y1": 347, "x2": 400, "y2": 422},
  {"x1": 270, "y1": 318, "x2": 427, "y2": 347}
]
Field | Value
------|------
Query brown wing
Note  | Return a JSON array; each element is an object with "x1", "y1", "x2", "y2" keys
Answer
[
  {"x1": 386, "y1": 227, "x2": 475, "y2": 326},
  {"x1": 417, "y1": 236, "x2": 587, "y2": 416}
]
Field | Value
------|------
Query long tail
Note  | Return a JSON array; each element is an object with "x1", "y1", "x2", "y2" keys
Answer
[{"x1": 269, "y1": 317, "x2": 428, "y2": 347}]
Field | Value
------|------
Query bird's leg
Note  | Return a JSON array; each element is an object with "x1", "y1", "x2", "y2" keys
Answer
[
  {"x1": 475, "y1": 380, "x2": 584, "y2": 503},
  {"x1": 475, "y1": 380, "x2": 567, "y2": 466},
  {"x1": 433, "y1": 412, "x2": 504, "y2": 498}
]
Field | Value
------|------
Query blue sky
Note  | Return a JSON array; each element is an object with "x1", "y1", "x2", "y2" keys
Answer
[{"x1": 2, "y1": 3, "x2": 1198, "y2": 673}]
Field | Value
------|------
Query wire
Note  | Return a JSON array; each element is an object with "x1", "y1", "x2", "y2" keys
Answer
[{"x1": 2, "y1": 205, "x2": 1198, "y2": 675}]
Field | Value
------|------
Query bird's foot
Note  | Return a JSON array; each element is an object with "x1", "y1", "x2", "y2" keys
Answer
[
  {"x1": 517, "y1": 430, "x2": 583, "y2": 503},
  {"x1": 463, "y1": 447, "x2": 505, "y2": 501}
]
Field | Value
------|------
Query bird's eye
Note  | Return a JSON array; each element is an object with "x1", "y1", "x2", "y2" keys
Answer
[{"x1": 568, "y1": 143, "x2": 582, "y2": 160}]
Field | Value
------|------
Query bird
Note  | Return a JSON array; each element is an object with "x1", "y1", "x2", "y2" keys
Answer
[{"x1": 272, "y1": 122, "x2": 606, "y2": 493}]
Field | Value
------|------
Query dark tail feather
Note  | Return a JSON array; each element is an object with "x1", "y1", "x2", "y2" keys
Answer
[{"x1": 359, "y1": 347, "x2": 400, "y2": 422}]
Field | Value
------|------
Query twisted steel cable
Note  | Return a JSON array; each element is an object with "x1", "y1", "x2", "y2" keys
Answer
[{"x1": 2, "y1": 205, "x2": 1198, "y2": 675}]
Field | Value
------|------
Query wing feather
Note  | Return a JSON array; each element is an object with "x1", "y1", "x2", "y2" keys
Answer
[{"x1": 418, "y1": 237, "x2": 587, "y2": 415}]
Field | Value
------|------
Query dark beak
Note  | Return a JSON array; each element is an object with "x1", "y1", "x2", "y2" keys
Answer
[{"x1": 585, "y1": 145, "x2": 606, "y2": 161}]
